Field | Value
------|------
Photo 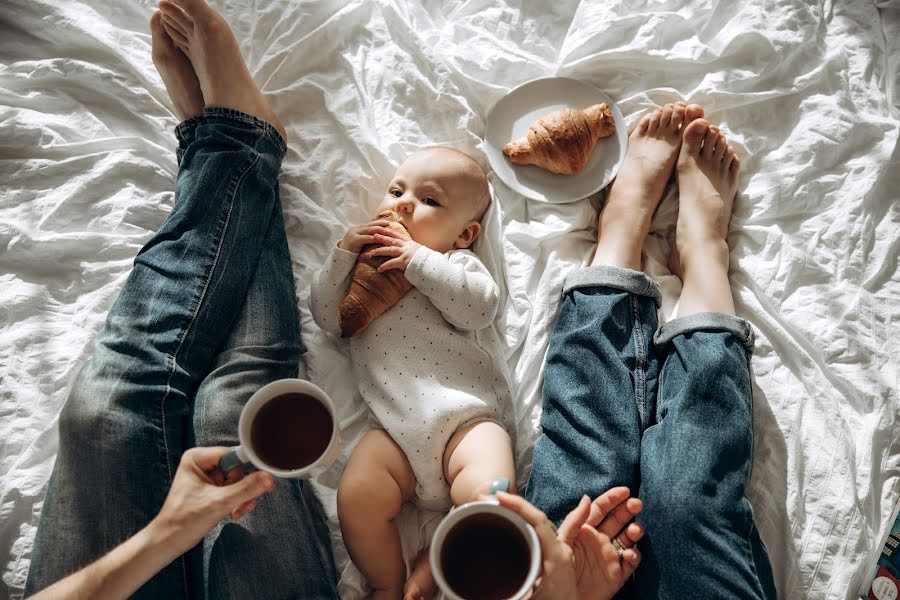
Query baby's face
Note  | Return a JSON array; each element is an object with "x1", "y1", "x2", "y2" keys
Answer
[{"x1": 376, "y1": 148, "x2": 489, "y2": 253}]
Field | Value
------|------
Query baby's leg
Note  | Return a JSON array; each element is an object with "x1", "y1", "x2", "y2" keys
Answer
[
  {"x1": 338, "y1": 429, "x2": 415, "y2": 599},
  {"x1": 444, "y1": 420, "x2": 516, "y2": 505}
]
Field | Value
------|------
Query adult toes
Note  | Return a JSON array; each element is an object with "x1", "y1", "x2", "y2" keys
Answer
[
  {"x1": 723, "y1": 143, "x2": 735, "y2": 166},
  {"x1": 684, "y1": 103, "x2": 704, "y2": 123},
  {"x1": 682, "y1": 118, "x2": 709, "y2": 154},
  {"x1": 671, "y1": 102, "x2": 686, "y2": 130},
  {"x1": 161, "y1": 17, "x2": 189, "y2": 45},
  {"x1": 647, "y1": 108, "x2": 662, "y2": 133},
  {"x1": 635, "y1": 114, "x2": 652, "y2": 134},
  {"x1": 659, "y1": 103, "x2": 675, "y2": 129},
  {"x1": 170, "y1": 0, "x2": 205, "y2": 16},
  {"x1": 701, "y1": 127, "x2": 719, "y2": 159},
  {"x1": 160, "y1": 0, "x2": 193, "y2": 31},
  {"x1": 714, "y1": 133, "x2": 728, "y2": 160}
]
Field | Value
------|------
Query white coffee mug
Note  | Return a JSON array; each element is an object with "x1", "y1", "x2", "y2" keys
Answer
[
  {"x1": 430, "y1": 477, "x2": 542, "y2": 600},
  {"x1": 218, "y1": 378, "x2": 340, "y2": 479}
]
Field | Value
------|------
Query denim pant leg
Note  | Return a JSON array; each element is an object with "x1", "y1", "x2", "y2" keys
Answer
[
  {"x1": 189, "y1": 200, "x2": 338, "y2": 599},
  {"x1": 525, "y1": 266, "x2": 661, "y2": 526},
  {"x1": 25, "y1": 108, "x2": 287, "y2": 599},
  {"x1": 637, "y1": 314, "x2": 777, "y2": 599}
]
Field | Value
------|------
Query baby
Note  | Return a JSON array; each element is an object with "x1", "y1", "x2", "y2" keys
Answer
[{"x1": 309, "y1": 147, "x2": 515, "y2": 599}]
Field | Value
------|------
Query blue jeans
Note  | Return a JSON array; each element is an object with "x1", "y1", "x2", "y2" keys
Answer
[
  {"x1": 24, "y1": 108, "x2": 339, "y2": 599},
  {"x1": 525, "y1": 266, "x2": 777, "y2": 599}
]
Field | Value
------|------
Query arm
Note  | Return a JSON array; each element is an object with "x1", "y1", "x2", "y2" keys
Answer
[
  {"x1": 308, "y1": 242, "x2": 359, "y2": 336},
  {"x1": 405, "y1": 247, "x2": 500, "y2": 330},
  {"x1": 28, "y1": 447, "x2": 274, "y2": 600}
]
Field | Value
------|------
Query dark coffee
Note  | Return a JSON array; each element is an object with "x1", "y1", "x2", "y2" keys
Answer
[
  {"x1": 250, "y1": 393, "x2": 333, "y2": 471},
  {"x1": 440, "y1": 512, "x2": 531, "y2": 600}
]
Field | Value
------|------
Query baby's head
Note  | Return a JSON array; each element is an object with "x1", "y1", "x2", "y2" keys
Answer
[{"x1": 376, "y1": 147, "x2": 490, "y2": 253}]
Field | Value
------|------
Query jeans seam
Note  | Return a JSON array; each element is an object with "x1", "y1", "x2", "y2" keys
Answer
[
  {"x1": 630, "y1": 295, "x2": 647, "y2": 428},
  {"x1": 742, "y1": 363, "x2": 765, "y2": 597},
  {"x1": 158, "y1": 129, "x2": 265, "y2": 596}
]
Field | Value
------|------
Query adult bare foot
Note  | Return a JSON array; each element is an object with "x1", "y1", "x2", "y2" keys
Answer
[
  {"x1": 673, "y1": 119, "x2": 741, "y2": 316},
  {"x1": 157, "y1": 0, "x2": 287, "y2": 142},
  {"x1": 150, "y1": 11, "x2": 204, "y2": 121},
  {"x1": 404, "y1": 548, "x2": 436, "y2": 600},
  {"x1": 592, "y1": 102, "x2": 704, "y2": 269}
]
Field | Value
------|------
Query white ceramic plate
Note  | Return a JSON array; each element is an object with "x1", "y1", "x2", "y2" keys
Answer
[{"x1": 484, "y1": 77, "x2": 628, "y2": 203}]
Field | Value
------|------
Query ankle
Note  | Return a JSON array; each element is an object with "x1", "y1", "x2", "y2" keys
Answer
[{"x1": 677, "y1": 238, "x2": 729, "y2": 276}]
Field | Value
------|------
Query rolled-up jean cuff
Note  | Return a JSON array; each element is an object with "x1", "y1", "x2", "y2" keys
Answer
[
  {"x1": 654, "y1": 312, "x2": 755, "y2": 350},
  {"x1": 563, "y1": 266, "x2": 661, "y2": 306},
  {"x1": 175, "y1": 106, "x2": 287, "y2": 158}
]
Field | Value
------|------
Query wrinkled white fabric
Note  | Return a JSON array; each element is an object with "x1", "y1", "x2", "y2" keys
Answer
[{"x1": 1, "y1": 1, "x2": 897, "y2": 598}]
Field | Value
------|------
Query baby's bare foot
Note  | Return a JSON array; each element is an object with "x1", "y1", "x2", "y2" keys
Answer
[
  {"x1": 673, "y1": 119, "x2": 741, "y2": 316},
  {"x1": 150, "y1": 11, "x2": 203, "y2": 121},
  {"x1": 403, "y1": 548, "x2": 436, "y2": 600},
  {"x1": 592, "y1": 102, "x2": 704, "y2": 269},
  {"x1": 157, "y1": 0, "x2": 287, "y2": 141}
]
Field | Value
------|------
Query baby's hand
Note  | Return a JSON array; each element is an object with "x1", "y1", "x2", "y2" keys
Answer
[
  {"x1": 369, "y1": 228, "x2": 422, "y2": 273},
  {"x1": 338, "y1": 219, "x2": 394, "y2": 254}
]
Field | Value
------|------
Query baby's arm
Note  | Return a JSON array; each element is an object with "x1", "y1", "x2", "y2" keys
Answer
[
  {"x1": 308, "y1": 243, "x2": 358, "y2": 336},
  {"x1": 405, "y1": 247, "x2": 500, "y2": 331}
]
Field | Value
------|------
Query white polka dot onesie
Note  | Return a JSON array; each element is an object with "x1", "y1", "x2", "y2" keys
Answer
[{"x1": 309, "y1": 242, "x2": 510, "y2": 510}]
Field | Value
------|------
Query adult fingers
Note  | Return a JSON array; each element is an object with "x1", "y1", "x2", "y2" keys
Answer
[
  {"x1": 621, "y1": 547, "x2": 641, "y2": 579},
  {"x1": 584, "y1": 487, "x2": 631, "y2": 528},
  {"x1": 217, "y1": 471, "x2": 274, "y2": 511},
  {"x1": 558, "y1": 495, "x2": 591, "y2": 545},
  {"x1": 231, "y1": 498, "x2": 258, "y2": 521},
  {"x1": 596, "y1": 498, "x2": 642, "y2": 539},
  {"x1": 578, "y1": 525, "x2": 621, "y2": 566},
  {"x1": 185, "y1": 446, "x2": 231, "y2": 473},
  {"x1": 495, "y1": 492, "x2": 559, "y2": 552},
  {"x1": 617, "y1": 522, "x2": 644, "y2": 549}
]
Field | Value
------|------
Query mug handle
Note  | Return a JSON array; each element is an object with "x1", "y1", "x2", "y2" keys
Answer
[
  {"x1": 486, "y1": 476, "x2": 510, "y2": 500},
  {"x1": 219, "y1": 446, "x2": 256, "y2": 474}
]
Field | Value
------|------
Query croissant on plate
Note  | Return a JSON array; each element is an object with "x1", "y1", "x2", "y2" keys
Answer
[
  {"x1": 502, "y1": 103, "x2": 616, "y2": 175},
  {"x1": 338, "y1": 210, "x2": 413, "y2": 337}
]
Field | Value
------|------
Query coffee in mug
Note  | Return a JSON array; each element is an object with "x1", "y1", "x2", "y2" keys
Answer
[
  {"x1": 440, "y1": 511, "x2": 532, "y2": 600},
  {"x1": 219, "y1": 379, "x2": 340, "y2": 479},
  {"x1": 430, "y1": 477, "x2": 541, "y2": 600},
  {"x1": 250, "y1": 392, "x2": 333, "y2": 471}
]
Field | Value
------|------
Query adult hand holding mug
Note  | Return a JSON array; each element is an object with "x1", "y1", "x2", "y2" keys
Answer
[
  {"x1": 496, "y1": 487, "x2": 644, "y2": 600},
  {"x1": 28, "y1": 447, "x2": 274, "y2": 600}
]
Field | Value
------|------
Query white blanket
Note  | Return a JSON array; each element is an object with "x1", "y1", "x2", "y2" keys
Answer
[{"x1": 2, "y1": 1, "x2": 897, "y2": 598}]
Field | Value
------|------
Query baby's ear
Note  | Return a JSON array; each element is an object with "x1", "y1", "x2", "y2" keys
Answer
[{"x1": 454, "y1": 221, "x2": 482, "y2": 249}]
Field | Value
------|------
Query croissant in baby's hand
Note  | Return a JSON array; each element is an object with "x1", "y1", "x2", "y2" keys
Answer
[
  {"x1": 338, "y1": 210, "x2": 413, "y2": 337},
  {"x1": 502, "y1": 103, "x2": 616, "y2": 175}
]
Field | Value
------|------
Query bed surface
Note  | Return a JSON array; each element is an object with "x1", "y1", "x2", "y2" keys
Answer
[{"x1": 2, "y1": 0, "x2": 898, "y2": 598}]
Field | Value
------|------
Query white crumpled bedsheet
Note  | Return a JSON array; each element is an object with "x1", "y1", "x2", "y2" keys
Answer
[{"x1": 2, "y1": 1, "x2": 897, "y2": 598}]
